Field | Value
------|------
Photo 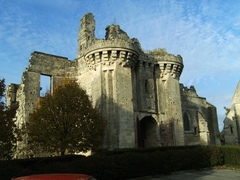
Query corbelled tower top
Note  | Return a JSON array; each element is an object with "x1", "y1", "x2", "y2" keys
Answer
[
  {"x1": 156, "y1": 53, "x2": 183, "y2": 80},
  {"x1": 77, "y1": 13, "x2": 140, "y2": 69}
]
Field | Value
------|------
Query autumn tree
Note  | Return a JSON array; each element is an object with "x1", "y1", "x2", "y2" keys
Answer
[
  {"x1": 27, "y1": 78, "x2": 105, "y2": 156},
  {"x1": 0, "y1": 78, "x2": 18, "y2": 160}
]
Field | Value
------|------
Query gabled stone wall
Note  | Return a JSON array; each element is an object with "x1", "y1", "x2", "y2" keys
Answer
[{"x1": 222, "y1": 81, "x2": 240, "y2": 145}]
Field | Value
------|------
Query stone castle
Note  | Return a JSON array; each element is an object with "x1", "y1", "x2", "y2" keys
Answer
[
  {"x1": 222, "y1": 81, "x2": 240, "y2": 145},
  {"x1": 7, "y1": 13, "x2": 220, "y2": 158}
]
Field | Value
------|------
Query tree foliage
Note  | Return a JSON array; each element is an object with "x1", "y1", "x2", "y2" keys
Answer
[
  {"x1": 27, "y1": 78, "x2": 106, "y2": 156},
  {"x1": 0, "y1": 78, "x2": 18, "y2": 160}
]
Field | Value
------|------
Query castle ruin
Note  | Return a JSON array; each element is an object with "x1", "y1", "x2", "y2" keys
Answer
[{"x1": 7, "y1": 13, "x2": 220, "y2": 158}]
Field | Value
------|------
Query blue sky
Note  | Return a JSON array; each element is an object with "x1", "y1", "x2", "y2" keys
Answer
[{"x1": 1, "y1": 0, "x2": 240, "y2": 130}]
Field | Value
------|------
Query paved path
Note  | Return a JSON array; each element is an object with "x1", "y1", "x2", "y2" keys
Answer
[{"x1": 130, "y1": 169, "x2": 240, "y2": 180}]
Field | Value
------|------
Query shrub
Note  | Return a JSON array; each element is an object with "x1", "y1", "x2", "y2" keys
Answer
[
  {"x1": 2, "y1": 146, "x2": 227, "y2": 179},
  {"x1": 220, "y1": 146, "x2": 240, "y2": 167}
]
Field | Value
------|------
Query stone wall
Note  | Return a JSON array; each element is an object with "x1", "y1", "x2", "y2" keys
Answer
[
  {"x1": 7, "y1": 12, "x2": 220, "y2": 158},
  {"x1": 222, "y1": 81, "x2": 240, "y2": 145},
  {"x1": 12, "y1": 52, "x2": 76, "y2": 158},
  {"x1": 181, "y1": 85, "x2": 220, "y2": 145}
]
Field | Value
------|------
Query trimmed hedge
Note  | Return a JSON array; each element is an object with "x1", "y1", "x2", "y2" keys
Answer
[
  {"x1": 219, "y1": 146, "x2": 240, "y2": 167},
  {"x1": 0, "y1": 146, "x2": 227, "y2": 180}
]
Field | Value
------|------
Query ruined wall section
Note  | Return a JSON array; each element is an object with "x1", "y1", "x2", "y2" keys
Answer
[
  {"x1": 6, "y1": 83, "x2": 19, "y2": 108},
  {"x1": 181, "y1": 85, "x2": 220, "y2": 145},
  {"x1": 14, "y1": 51, "x2": 76, "y2": 158},
  {"x1": 15, "y1": 70, "x2": 40, "y2": 158},
  {"x1": 78, "y1": 12, "x2": 96, "y2": 54},
  {"x1": 181, "y1": 85, "x2": 203, "y2": 145},
  {"x1": 27, "y1": 51, "x2": 77, "y2": 85},
  {"x1": 17, "y1": 51, "x2": 76, "y2": 124}
]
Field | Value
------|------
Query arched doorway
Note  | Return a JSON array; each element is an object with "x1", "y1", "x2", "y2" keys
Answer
[{"x1": 137, "y1": 116, "x2": 158, "y2": 148}]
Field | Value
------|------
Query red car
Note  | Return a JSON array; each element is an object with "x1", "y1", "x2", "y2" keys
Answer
[{"x1": 11, "y1": 174, "x2": 96, "y2": 180}]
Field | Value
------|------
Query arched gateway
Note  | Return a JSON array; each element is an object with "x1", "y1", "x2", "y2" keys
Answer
[{"x1": 137, "y1": 116, "x2": 158, "y2": 148}]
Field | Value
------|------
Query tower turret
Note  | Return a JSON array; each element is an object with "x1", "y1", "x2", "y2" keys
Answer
[
  {"x1": 78, "y1": 23, "x2": 139, "y2": 149},
  {"x1": 156, "y1": 53, "x2": 185, "y2": 145},
  {"x1": 157, "y1": 54, "x2": 183, "y2": 80}
]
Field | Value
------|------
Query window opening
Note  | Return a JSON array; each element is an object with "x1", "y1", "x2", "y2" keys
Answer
[
  {"x1": 230, "y1": 126, "x2": 233, "y2": 134},
  {"x1": 194, "y1": 127, "x2": 197, "y2": 135},
  {"x1": 144, "y1": 80, "x2": 148, "y2": 93},
  {"x1": 40, "y1": 75, "x2": 51, "y2": 97},
  {"x1": 183, "y1": 112, "x2": 190, "y2": 131}
]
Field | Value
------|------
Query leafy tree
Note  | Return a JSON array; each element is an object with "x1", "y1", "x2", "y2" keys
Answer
[
  {"x1": 27, "y1": 78, "x2": 106, "y2": 156},
  {"x1": 0, "y1": 78, "x2": 18, "y2": 160}
]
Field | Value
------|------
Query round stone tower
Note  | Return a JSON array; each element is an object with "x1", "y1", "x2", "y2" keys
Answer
[
  {"x1": 77, "y1": 13, "x2": 140, "y2": 149},
  {"x1": 156, "y1": 53, "x2": 185, "y2": 145}
]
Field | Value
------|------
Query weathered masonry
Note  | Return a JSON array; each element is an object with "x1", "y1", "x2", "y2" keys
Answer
[
  {"x1": 7, "y1": 13, "x2": 220, "y2": 158},
  {"x1": 222, "y1": 81, "x2": 240, "y2": 145}
]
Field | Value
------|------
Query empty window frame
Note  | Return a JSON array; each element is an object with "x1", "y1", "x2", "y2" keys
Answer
[
  {"x1": 183, "y1": 112, "x2": 190, "y2": 131},
  {"x1": 40, "y1": 74, "x2": 51, "y2": 97}
]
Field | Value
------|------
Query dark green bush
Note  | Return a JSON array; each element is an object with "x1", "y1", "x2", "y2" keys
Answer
[
  {"x1": 0, "y1": 161, "x2": 25, "y2": 180},
  {"x1": 1, "y1": 146, "x2": 227, "y2": 180},
  {"x1": 219, "y1": 146, "x2": 240, "y2": 167}
]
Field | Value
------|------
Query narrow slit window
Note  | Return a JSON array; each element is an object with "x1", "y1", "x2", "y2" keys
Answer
[
  {"x1": 183, "y1": 112, "x2": 190, "y2": 131},
  {"x1": 230, "y1": 126, "x2": 233, "y2": 134},
  {"x1": 194, "y1": 127, "x2": 197, "y2": 135}
]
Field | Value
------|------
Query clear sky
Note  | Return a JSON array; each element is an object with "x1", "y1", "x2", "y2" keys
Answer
[{"x1": 1, "y1": 0, "x2": 240, "y2": 130}]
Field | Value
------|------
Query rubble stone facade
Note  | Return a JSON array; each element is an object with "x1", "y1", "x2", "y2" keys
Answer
[
  {"x1": 7, "y1": 13, "x2": 220, "y2": 158},
  {"x1": 222, "y1": 81, "x2": 240, "y2": 145}
]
